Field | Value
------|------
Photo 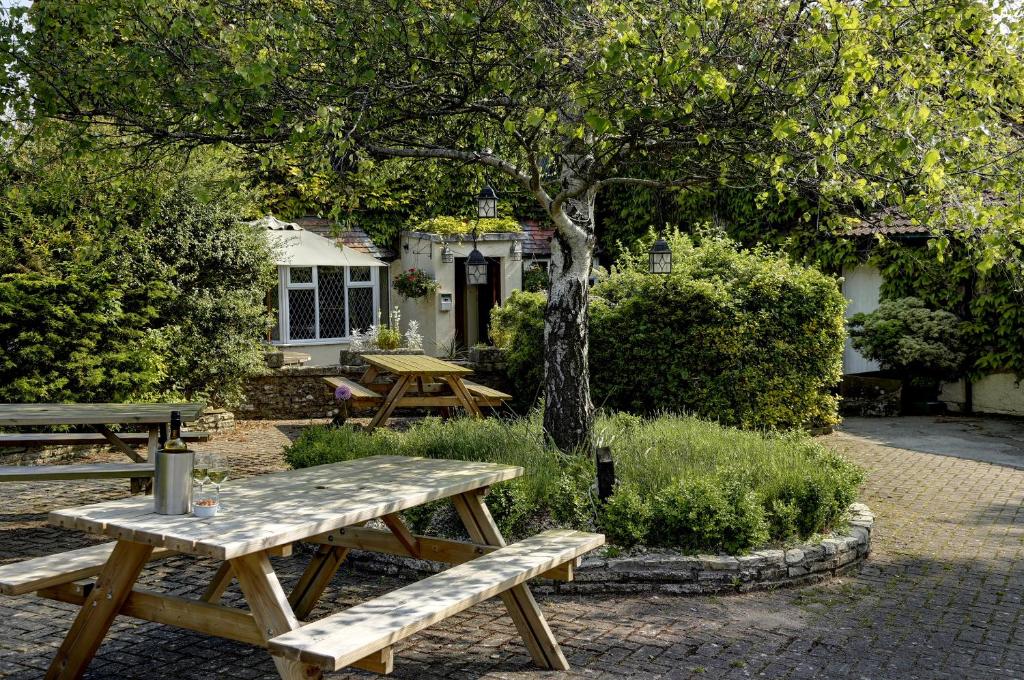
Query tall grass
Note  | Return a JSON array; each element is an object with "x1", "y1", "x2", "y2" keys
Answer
[{"x1": 285, "y1": 411, "x2": 862, "y2": 552}]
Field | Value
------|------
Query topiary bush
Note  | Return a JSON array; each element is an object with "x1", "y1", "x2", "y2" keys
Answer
[
  {"x1": 848, "y1": 296, "x2": 968, "y2": 378},
  {"x1": 490, "y1": 232, "x2": 846, "y2": 429},
  {"x1": 285, "y1": 411, "x2": 863, "y2": 554}
]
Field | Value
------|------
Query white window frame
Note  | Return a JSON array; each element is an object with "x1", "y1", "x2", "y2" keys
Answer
[{"x1": 273, "y1": 265, "x2": 380, "y2": 345}]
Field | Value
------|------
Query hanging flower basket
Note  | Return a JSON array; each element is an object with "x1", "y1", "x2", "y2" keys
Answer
[{"x1": 393, "y1": 268, "x2": 439, "y2": 299}]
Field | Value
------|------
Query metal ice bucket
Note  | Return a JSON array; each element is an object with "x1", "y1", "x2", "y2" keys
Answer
[{"x1": 153, "y1": 448, "x2": 194, "y2": 515}]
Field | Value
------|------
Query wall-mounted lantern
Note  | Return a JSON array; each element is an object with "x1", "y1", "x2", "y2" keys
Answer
[
  {"x1": 510, "y1": 240, "x2": 522, "y2": 261},
  {"x1": 441, "y1": 244, "x2": 454, "y2": 263}
]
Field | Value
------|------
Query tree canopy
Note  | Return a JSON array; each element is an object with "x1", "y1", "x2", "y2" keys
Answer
[{"x1": 3, "y1": 0, "x2": 1022, "y2": 448}]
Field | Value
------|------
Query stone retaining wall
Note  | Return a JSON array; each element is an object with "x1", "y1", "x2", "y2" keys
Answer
[
  {"x1": 238, "y1": 360, "x2": 511, "y2": 420},
  {"x1": 343, "y1": 503, "x2": 874, "y2": 596},
  {"x1": 0, "y1": 445, "x2": 101, "y2": 466}
]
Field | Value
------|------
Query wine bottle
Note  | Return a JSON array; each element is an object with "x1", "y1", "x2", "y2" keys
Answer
[{"x1": 164, "y1": 410, "x2": 188, "y2": 452}]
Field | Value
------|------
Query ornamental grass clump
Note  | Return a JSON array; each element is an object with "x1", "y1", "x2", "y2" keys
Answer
[{"x1": 285, "y1": 411, "x2": 863, "y2": 554}]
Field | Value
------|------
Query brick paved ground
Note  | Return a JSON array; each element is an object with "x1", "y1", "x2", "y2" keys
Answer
[{"x1": 2, "y1": 416, "x2": 1022, "y2": 679}]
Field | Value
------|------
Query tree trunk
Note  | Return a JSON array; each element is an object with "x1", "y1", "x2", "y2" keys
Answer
[{"x1": 542, "y1": 185, "x2": 596, "y2": 453}]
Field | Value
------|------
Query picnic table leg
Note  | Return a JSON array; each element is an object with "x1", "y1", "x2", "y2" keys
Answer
[
  {"x1": 232, "y1": 551, "x2": 323, "y2": 680},
  {"x1": 359, "y1": 365, "x2": 379, "y2": 384},
  {"x1": 445, "y1": 376, "x2": 484, "y2": 418},
  {"x1": 451, "y1": 491, "x2": 570, "y2": 671},
  {"x1": 367, "y1": 375, "x2": 413, "y2": 430},
  {"x1": 146, "y1": 426, "x2": 160, "y2": 461},
  {"x1": 201, "y1": 561, "x2": 235, "y2": 603},
  {"x1": 287, "y1": 544, "x2": 351, "y2": 620},
  {"x1": 45, "y1": 540, "x2": 154, "y2": 680}
]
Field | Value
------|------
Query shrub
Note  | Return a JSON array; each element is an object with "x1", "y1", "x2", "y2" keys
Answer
[
  {"x1": 488, "y1": 290, "x2": 546, "y2": 411},
  {"x1": 599, "y1": 484, "x2": 651, "y2": 547},
  {"x1": 0, "y1": 146, "x2": 273, "y2": 407},
  {"x1": 649, "y1": 478, "x2": 769, "y2": 554},
  {"x1": 412, "y1": 215, "x2": 522, "y2": 236},
  {"x1": 490, "y1": 233, "x2": 846, "y2": 428},
  {"x1": 848, "y1": 296, "x2": 968, "y2": 378},
  {"x1": 284, "y1": 411, "x2": 863, "y2": 553}
]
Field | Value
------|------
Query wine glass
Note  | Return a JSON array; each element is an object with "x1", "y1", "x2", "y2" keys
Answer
[
  {"x1": 206, "y1": 453, "x2": 229, "y2": 506},
  {"x1": 192, "y1": 452, "x2": 210, "y2": 493}
]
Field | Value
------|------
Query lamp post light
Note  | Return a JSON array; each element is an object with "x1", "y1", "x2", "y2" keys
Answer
[{"x1": 648, "y1": 233, "x2": 672, "y2": 275}]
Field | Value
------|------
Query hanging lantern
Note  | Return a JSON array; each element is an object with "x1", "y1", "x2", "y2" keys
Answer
[
  {"x1": 441, "y1": 244, "x2": 454, "y2": 263},
  {"x1": 648, "y1": 235, "x2": 672, "y2": 275},
  {"x1": 477, "y1": 185, "x2": 499, "y2": 219},
  {"x1": 466, "y1": 245, "x2": 489, "y2": 285}
]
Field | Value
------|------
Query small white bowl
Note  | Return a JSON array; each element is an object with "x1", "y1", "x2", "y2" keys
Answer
[{"x1": 193, "y1": 502, "x2": 219, "y2": 518}]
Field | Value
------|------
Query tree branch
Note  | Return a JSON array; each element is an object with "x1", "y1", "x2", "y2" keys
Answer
[{"x1": 364, "y1": 144, "x2": 532, "y2": 189}]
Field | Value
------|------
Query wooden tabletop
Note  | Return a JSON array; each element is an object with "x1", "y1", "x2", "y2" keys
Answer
[
  {"x1": 360, "y1": 354, "x2": 473, "y2": 376},
  {"x1": 0, "y1": 402, "x2": 206, "y2": 427},
  {"x1": 49, "y1": 456, "x2": 522, "y2": 560}
]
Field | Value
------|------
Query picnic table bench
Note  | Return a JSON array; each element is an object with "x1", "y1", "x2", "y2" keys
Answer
[
  {"x1": 0, "y1": 455, "x2": 604, "y2": 679},
  {"x1": 0, "y1": 403, "x2": 206, "y2": 487},
  {"x1": 325, "y1": 354, "x2": 512, "y2": 429}
]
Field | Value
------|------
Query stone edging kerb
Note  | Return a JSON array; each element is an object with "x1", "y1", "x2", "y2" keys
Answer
[{"x1": 344, "y1": 503, "x2": 875, "y2": 596}]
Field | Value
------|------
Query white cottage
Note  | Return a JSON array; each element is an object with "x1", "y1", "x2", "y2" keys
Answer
[{"x1": 256, "y1": 215, "x2": 389, "y2": 365}]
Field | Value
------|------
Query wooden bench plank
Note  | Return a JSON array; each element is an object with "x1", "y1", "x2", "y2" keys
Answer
[
  {"x1": 0, "y1": 463, "x2": 156, "y2": 482},
  {"x1": 307, "y1": 525, "x2": 579, "y2": 581},
  {"x1": 0, "y1": 542, "x2": 175, "y2": 596},
  {"x1": 268, "y1": 529, "x2": 604, "y2": 670},
  {"x1": 0, "y1": 431, "x2": 209, "y2": 447},
  {"x1": 461, "y1": 380, "x2": 512, "y2": 401},
  {"x1": 322, "y1": 377, "x2": 384, "y2": 402}
]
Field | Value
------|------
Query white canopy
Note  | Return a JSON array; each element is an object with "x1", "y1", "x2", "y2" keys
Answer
[{"x1": 253, "y1": 215, "x2": 387, "y2": 268}]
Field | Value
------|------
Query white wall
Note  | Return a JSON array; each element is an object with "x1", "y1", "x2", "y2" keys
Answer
[
  {"x1": 393, "y1": 232, "x2": 524, "y2": 355},
  {"x1": 841, "y1": 264, "x2": 883, "y2": 375},
  {"x1": 940, "y1": 374, "x2": 1024, "y2": 417}
]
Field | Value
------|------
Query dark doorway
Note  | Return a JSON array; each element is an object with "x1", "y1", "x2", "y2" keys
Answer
[{"x1": 454, "y1": 257, "x2": 501, "y2": 348}]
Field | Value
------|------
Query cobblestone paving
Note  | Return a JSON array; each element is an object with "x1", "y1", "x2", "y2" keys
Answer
[{"x1": 2, "y1": 416, "x2": 1022, "y2": 679}]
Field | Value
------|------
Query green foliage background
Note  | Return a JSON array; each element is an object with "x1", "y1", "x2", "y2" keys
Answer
[
  {"x1": 0, "y1": 142, "x2": 274, "y2": 407},
  {"x1": 492, "y1": 233, "x2": 846, "y2": 429}
]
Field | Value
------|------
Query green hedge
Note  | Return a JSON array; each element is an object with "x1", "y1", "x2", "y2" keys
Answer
[
  {"x1": 491, "y1": 233, "x2": 846, "y2": 429},
  {"x1": 285, "y1": 413, "x2": 863, "y2": 554},
  {"x1": 0, "y1": 145, "x2": 274, "y2": 407}
]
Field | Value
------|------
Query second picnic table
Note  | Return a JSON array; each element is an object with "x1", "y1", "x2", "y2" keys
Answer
[{"x1": 326, "y1": 354, "x2": 511, "y2": 429}]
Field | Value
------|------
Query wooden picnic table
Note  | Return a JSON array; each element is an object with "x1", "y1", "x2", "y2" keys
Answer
[
  {"x1": 0, "y1": 402, "x2": 207, "y2": 488},
  {"x1": 326, "y1": 354, "x2": 511, "y2": 430},
  {"x1": 0, "y1": 455, "x2": 604, "y2": 679}
]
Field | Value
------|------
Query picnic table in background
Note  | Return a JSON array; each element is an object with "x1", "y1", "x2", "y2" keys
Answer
[
  {"x1": 0, "y1": 402, "x2": 207, "y2": 486},
  {"x1": 325, "y1": 354, "x2": 511, "y2": 430},
  {"x1": 0, "y1": 455, "x2": 604, "y2": 679}
]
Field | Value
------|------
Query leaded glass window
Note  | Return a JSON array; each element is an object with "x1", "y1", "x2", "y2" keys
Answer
[
  {"x1": 273, "y1": 264, "x2": 380, "y2": 343},
  {"x1": 287, "y1": 288, "x2": 316, "y2": 340}
]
